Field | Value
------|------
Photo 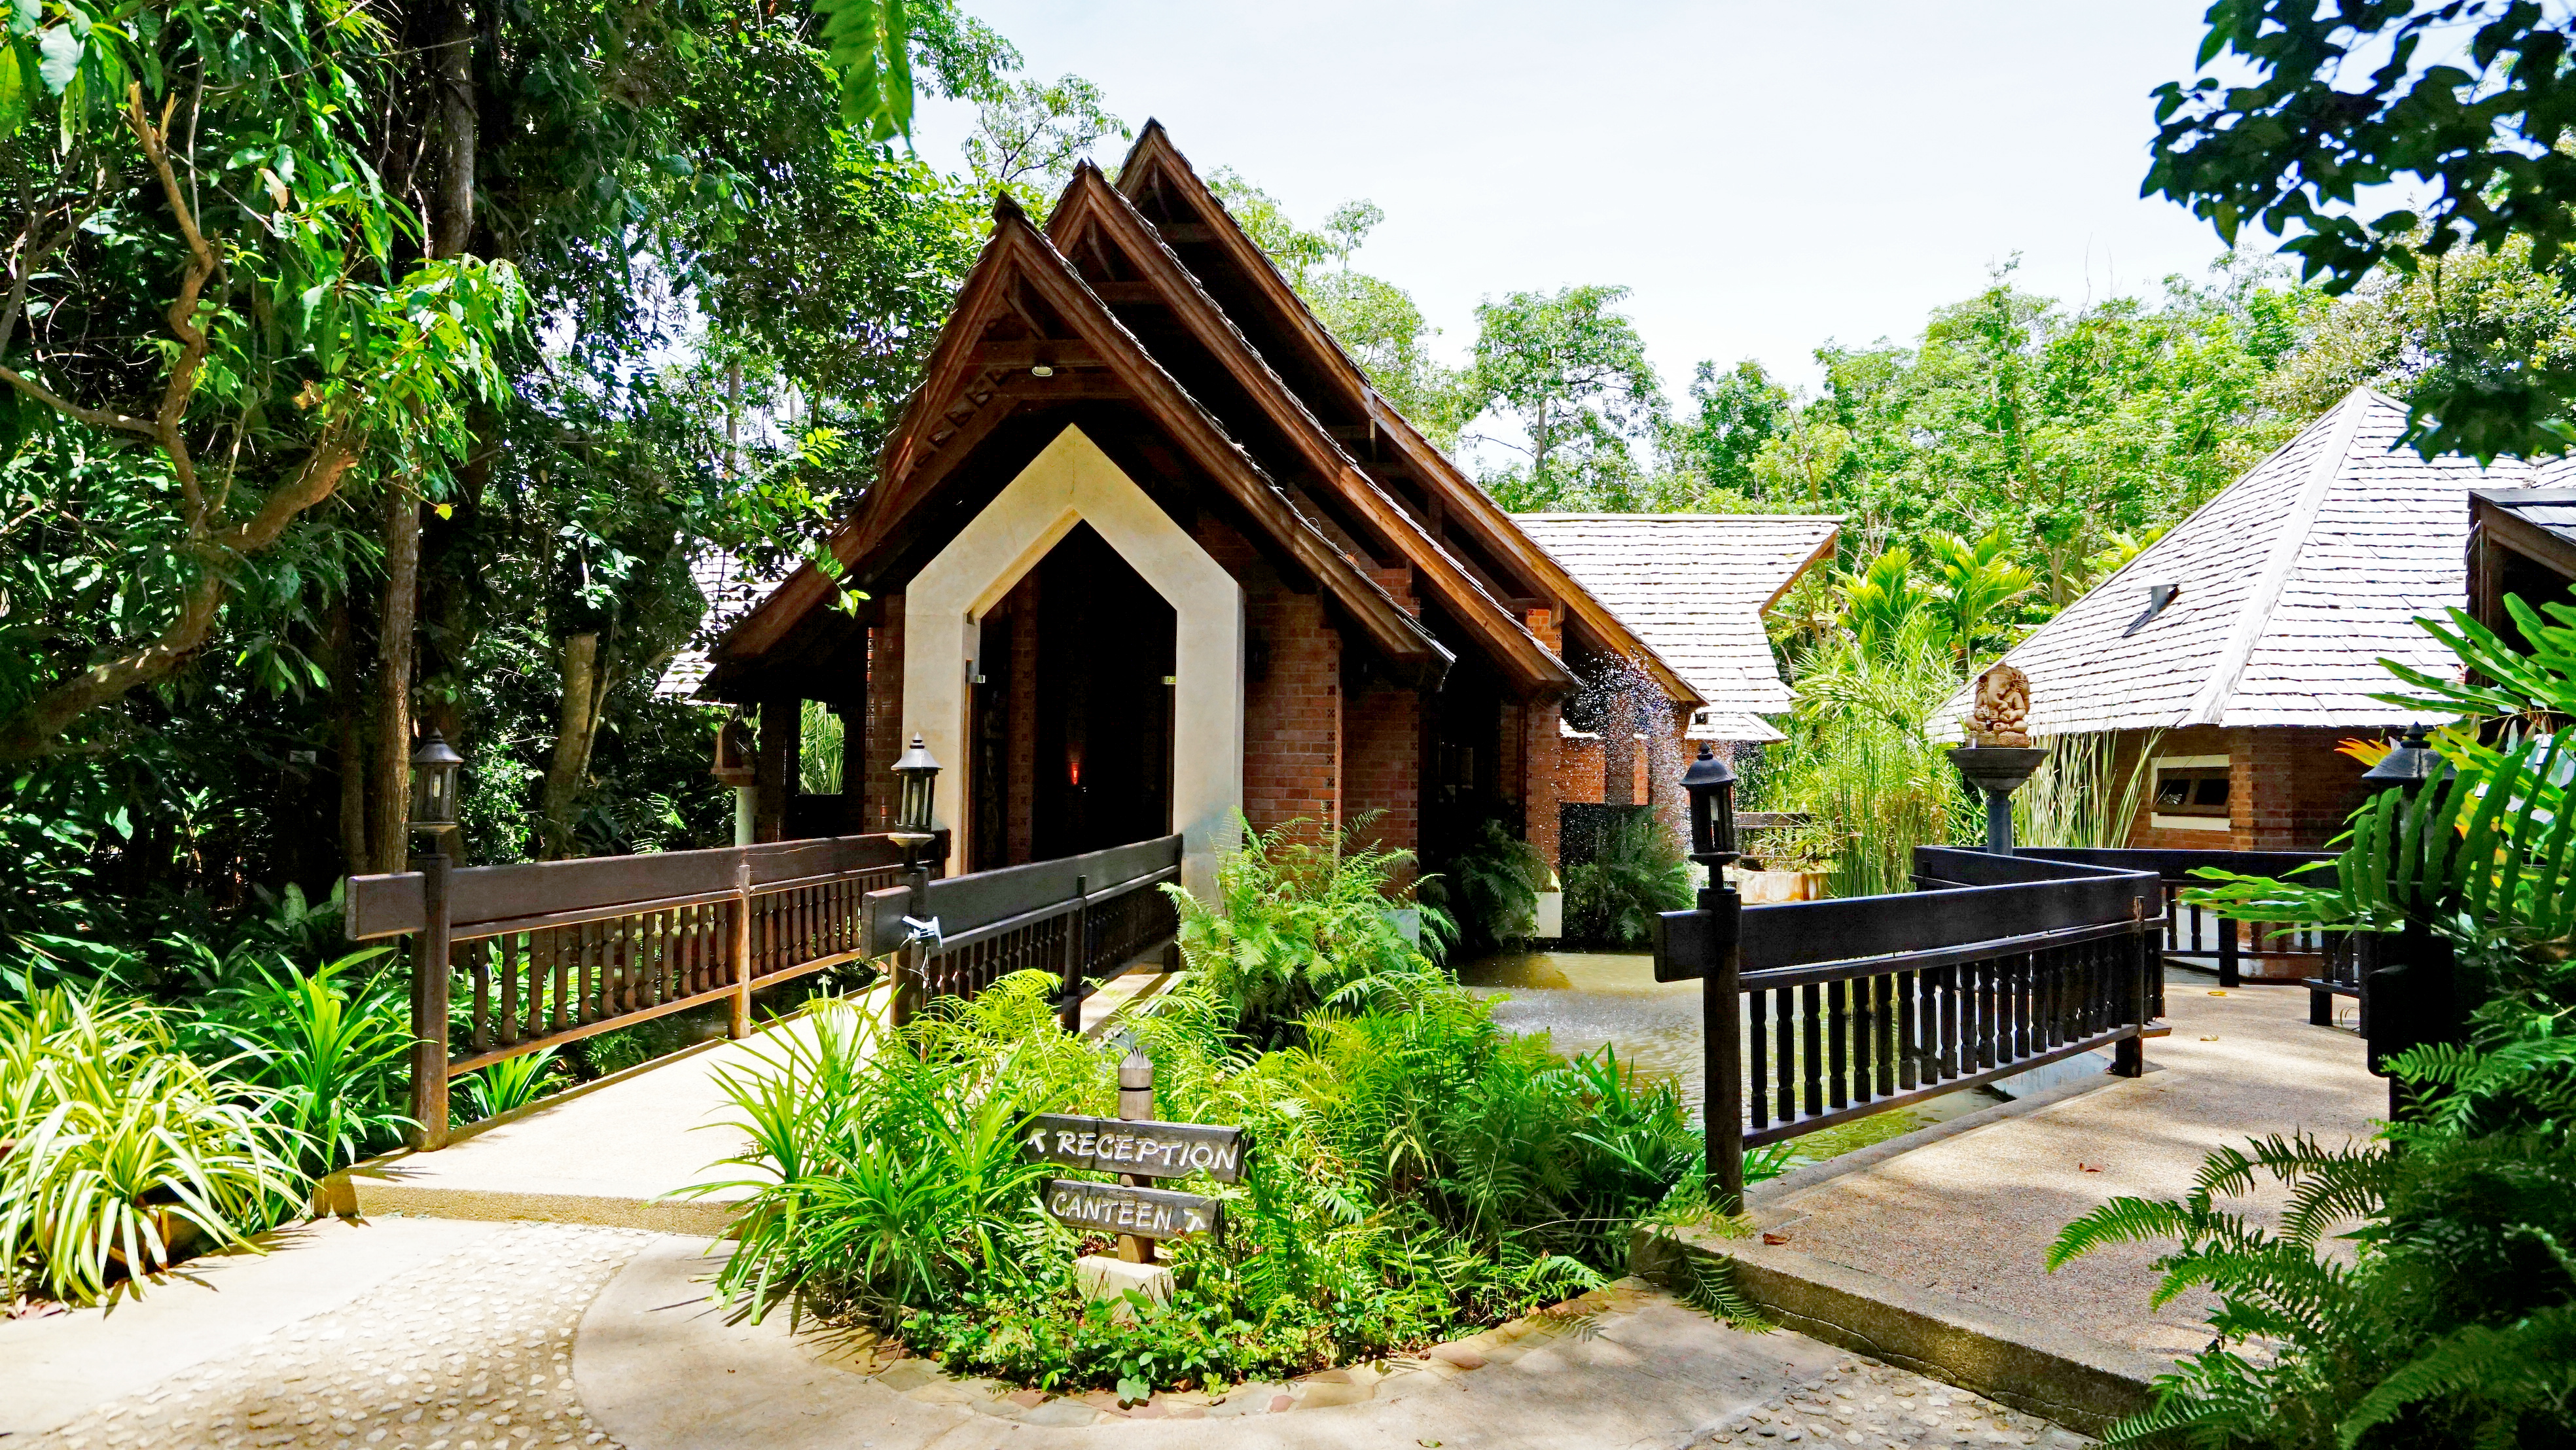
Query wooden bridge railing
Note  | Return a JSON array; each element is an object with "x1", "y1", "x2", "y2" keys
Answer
[
  {"x1": 2015, "y1": 847, "x2": 2340, "y2": 991},
  {"x1": 348, "y1": 830, "x2": 1183, "y2": 1150},
  {"x1": 1655, "y1": 845, "x2": 2164, "y2": 1203}
]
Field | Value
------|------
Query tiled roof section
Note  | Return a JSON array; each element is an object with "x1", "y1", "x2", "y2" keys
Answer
[
  {"x1": 1939, "y1": 387, "x2": 2576, "y2": 737},
  {"x1": 2475, "y1": 485, "x2": 2576, "y2": 546},
  {"x1": 657, "y1": 550, "x2": 785, "y2": 698},
  {"x1": 1509, "y1": 514, "x2": 1841, "y2": 716}
]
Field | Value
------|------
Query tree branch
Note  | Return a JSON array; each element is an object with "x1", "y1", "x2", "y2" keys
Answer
[{"x1": 124, "y1": 82, "x2": 221, "y2": 526}]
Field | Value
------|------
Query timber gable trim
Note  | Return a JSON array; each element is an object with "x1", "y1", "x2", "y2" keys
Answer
[
  {"x1": 1108, "y1": 122, "x2": 1701, "y2": 707},
  {"x1": 711, "y1": 193, "x2": 1450, "y2": 688},
  {"x1": 1045, "y1": 164, "x2": 1576, "y2": 697}
]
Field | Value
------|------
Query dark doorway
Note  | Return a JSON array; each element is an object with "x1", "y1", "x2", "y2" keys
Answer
[{"x1": 1031, "y1": 524, "x2": 1175, "y2": 860}]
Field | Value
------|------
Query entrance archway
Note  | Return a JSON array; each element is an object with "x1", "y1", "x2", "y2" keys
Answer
[{"x1": 904, "y1": 425, "x2": 1243, "y2": 894}]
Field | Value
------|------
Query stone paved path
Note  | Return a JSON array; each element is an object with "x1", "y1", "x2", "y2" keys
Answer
[
  {"x1": 20, "y1": 1222, "x2": 655, "y2": 1450},
  {"x1": 7, "y1": 1220, "x2": 2092, "y2": 1450}
]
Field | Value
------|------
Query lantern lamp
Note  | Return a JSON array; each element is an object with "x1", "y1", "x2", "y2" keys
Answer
[
  {"x1": 1681, "y1": 743, "x2": 1739, "y2": 870},
  {"x1": 2363, "y1": 725, "x2": 2449, "y2": 790},
  {"x1": 891, "y1": 734, "x2": 941, "y2": 841},
  {"x1": 407, "y1": 731, "x2": 465, "y2": 841}
]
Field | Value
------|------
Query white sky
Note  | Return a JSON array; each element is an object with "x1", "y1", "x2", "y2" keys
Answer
[{"x1": 911, "y1": 1, "x2": 2249, "y2": 401}]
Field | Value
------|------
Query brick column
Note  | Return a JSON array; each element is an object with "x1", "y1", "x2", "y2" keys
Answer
[
  {"x1": 863, "y1": 595, "x2": 906, "y2": 833},
  {"x1": 1522, "y1": 699, "x2": 1564, "y2": 877}
]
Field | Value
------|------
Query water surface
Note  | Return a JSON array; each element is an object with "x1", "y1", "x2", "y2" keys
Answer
[{"x1": 1455, "y1": 949, "x2": 2005, "y2": 1162}]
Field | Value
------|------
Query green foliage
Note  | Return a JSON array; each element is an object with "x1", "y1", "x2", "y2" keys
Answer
[
  {"x1": 1, "y1": 986, "x2": 302, "y2": 1305},
  {"x1": 2149, "y1": 0, "x2": 2576, "y2": 461},
  {"x1": 2080, "y1": 588, "x2": 2576, "y2": 1445},
  {"x1": 1163, "y1": 815, "x2": 1452, "y2": 1047},
  {"x1": 2014, "y1": 731, "x2": 2162, "y2": 852},
  {"x1": 1426, "y1": 817, "x2": 1551, "y2": 955},
  {"x1": 1469, "y1": 285, "x2": 1668, "y2": 511},
  {"x1": 185, "y1": 949, "x2": 413, "y2": 1176},
  {"x1": 461, "y1": 1050, "x2": 563, "y2": 1123},
  {"x1": 1563, "y1": 809, "x2": 1691, "y2": 948},
  {"x1": 689, "y1": 961, "x2": 1717, "y2": 1394}
]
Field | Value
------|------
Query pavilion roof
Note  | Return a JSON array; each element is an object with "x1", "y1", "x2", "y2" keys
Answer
[
  {"x1": 1936, "y1": 387, "x2": 2576, "y2": 738},
  {"x1": 1509, "y1": 513, "x2": 1840, "y2": 736}
]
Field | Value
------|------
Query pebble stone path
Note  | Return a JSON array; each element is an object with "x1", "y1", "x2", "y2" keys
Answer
[
  {"x1": 1698, "y1": 1358, "x2": 2088, "y2": 1448},
  {"x1": 21, "y1": 1222, "x2": 655, "y2": 1450}
]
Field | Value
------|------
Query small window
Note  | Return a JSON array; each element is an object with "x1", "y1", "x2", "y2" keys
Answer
[{"x1": 2153, "y1": 764, "x2": 2230, "y2": 818}]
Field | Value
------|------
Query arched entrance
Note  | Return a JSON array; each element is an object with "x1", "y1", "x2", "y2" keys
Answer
[
  {"x1": 903, "y1": 425, "x2": 1244, "y2": 894},
  {"x1": 968, "y1": 523, "x2": 1176, "y2": 867}
]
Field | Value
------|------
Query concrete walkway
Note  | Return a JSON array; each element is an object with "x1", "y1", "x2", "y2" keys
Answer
[
  {"x1": 1744, "y1": 970, "x2": 2382, "y2": 1360},
  {"x1": 331, "y1": 968, "x2": 1181, "y2": 1234}
]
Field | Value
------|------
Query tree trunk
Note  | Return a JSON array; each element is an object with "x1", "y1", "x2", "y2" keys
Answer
[
  {"x1": 371, "y1": 479, "x2": 421, "y2": 874},
  {"x1": 538, "y1": 631, "x2": 603, "y2": 859}
]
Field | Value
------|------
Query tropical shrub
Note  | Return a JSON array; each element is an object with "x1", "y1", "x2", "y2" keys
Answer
[
  {"x1": 186, "y1": 949, "x2": 413, "y2": 1174},
  {"x1": 461, "y1": 1049, "x2": 564, "y2": 1123},
  {"x1": 2052, "y1": 589, "x2": 2576, "y2": 1447},
  {"x1": 1425, "y1": 816, "x2": 1550, "y2": 954},
  {"x1": 690, "y1": 917, "x2": 1726, "y2": 1394},
  {"x1": 1162, "y1": 814, "x2": 1452, "y2": 1046},
  {"x1": 1563, "y1": 807, "x2": 1690, "y2": 947},
  {"x1": 1, "y1": 987, "x2": 302, "y2": 1305}
]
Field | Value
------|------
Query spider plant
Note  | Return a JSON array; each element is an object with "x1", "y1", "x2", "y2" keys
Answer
[
  {"x1": 191, "y1": 949, "x2": 414, "y2": 1175},
  {"x1": 461, "y1": 1048, "x2": 564, "y2": 1122},
  {"x1": 1, "y1": 987, "x2": 302, "y2": 1305}
]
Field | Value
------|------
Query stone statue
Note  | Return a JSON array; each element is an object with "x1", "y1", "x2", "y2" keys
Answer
[{"x1": 1966, "y1": 663, "x2": 2032, "y2": 747}]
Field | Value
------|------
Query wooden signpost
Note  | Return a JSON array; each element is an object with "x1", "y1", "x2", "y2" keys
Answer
[{"x1": 1027, "y1": 1050, "x2": 1237, "y2": 1264}]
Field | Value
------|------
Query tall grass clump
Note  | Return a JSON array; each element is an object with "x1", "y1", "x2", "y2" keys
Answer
[
  {"x1": 1760, "y1": 614, "x2": 1977, "y2": 897},
  {"x1": 1, "y1": 987, "x2": 302, "y2": 1305},
  {"x1": 690, "y1": 826, "x2": 1728, "y2": 1397},
  {"x1": 2013, "y1": 731, "x2": 2161, "y2": 850}
]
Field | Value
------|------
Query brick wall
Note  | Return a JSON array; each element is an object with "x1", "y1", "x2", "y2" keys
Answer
[
  {"x1": 862, "y1": 597, "x2": 905, "y2": 834},
  {"x1": 1557, "y1": 732, "x2": 1606, "y2": 805},
  {"x1": 2116, "y1": 723, "x2": 2375, "y2": 852},
  {"x1": 1196, "y1": 516, "x2": 1340, "y2": 840},
  {"x1": 1518, "y1": 699, "x2": 1564, "y2": 875},
  {"x1": 1343, "y1": 681, "x2": 1420, "y2": 879},
  {"x1": 1602, "y1": 727, "x2": 1639, "y2": 807}
]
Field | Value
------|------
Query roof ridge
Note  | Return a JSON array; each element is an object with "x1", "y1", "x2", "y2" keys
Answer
[{"x1": 2179, "y1": 388, "x2": 2376, "y2": 726}]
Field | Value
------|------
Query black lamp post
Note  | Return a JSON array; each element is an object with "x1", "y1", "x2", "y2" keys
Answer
[
  {"x1": 2359, "y1": 724, "x2": 2456, "y2": 1121},
  {"x1": 1680, "y1": 743, "x2": 1747, "y2": 1212},
  {"x1": 406, "y1": 731, "x2": 464, "y2": 1151}
]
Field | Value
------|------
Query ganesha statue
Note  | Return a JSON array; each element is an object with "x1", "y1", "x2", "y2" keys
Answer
[{"x1": 1966, "y1": 662, "x2": 2032, "y2": 748}]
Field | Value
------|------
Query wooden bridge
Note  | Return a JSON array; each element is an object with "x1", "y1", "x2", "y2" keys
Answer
[{"x1": 346, "y1": 830, "x2": 1181, "y2": 1148}]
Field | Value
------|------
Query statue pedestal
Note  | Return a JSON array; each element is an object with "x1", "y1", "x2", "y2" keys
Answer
[
  {"x1": 1076, "y1": 1255, "x2": 1174, "y2": 1323},
  {"x1": 1948, "y1": 745, "x2": 2047, "y2": 854}
]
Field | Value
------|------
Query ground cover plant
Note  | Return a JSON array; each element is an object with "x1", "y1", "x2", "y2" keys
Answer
[
  {"x1": 689, "y1": 829, "x2": 1725, "y2": 1396},
  {"x1": 2052, "y1": 590, "x2": 2576, "y2": 1447}
]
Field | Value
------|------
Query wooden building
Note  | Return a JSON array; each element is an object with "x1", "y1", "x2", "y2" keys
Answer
[
  {"x1": 1943, "y1": 387, "x2": 2576, "y2": 855},
  {"x1": 685, "y1": 125, "x2": 1713, "y2": 895}
]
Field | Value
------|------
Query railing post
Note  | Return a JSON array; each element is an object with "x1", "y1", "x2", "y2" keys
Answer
[
  {"x1": 1701, "y1": 880, "x2": 1746, "y2": 1213},
  {"x1": 407, "y1": 845, "x2": 453, "y2": 1151},
  {"x1": 1058, "y1": 875, "x2": 1088, "y2": 1034},
  {"x1": 728, "y1": 853, "x2": 753, "y2": 1040},
  {"x1": 892, "y1": 862, "x2": 928, "y2": 1029},
  {"x1": 2217, "y1": 913, "x2": 2241, "y2": 989},
  {"x1": 2112, "y1": 908, "x2": 2148, "y2": 1078}
]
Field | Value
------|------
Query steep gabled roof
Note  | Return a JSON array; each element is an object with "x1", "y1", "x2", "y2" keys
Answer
[
  {"x1": 704, "y1": 193, "x2": 1450, "y2": 694},
  {"x1": 1942, "y1": 387, "x2": 2576, "y2": 737},
  {"x1": 1108, "y1": 122, "x2": 1702, "y2": 708},
  {"x1": 1043, "y1": 163, "x2": 1575, "y2": 696},
  {"x1": 1511, "y1": 514, "x2": 1840, "y2": 722}
]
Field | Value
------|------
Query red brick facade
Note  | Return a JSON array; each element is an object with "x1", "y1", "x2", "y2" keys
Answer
[
  {"x1": 2114, "y1": 724, "x2": 2373, "y2": 853},
  {"x1": 861, "y1": 597, "x2": 906, "y2": 834}
]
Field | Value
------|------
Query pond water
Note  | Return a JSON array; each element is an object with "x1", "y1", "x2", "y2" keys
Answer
[{"x1": 1454, "y1": 950, "x2": 2007, "y2": 1165}]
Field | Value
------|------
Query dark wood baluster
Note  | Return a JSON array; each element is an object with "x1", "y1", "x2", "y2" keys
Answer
[
  {"x1": 1896, "y1": 969, "x2": 1919, "y2": 1091},
  {"x1": 1774, "y1": 985, "x2": 1795, "y2": 1122},
  {"x1": 1978, "y1": 957, "x2": 1998, "y2": 1067},
  {"x1": 1849, "y1": 976, "x2": 1871, "y2": 1105},
  {"x1": 498, "y1": 936, "x2": 520, "y2": 1046},
  {"x1": 546, "y1": 928, "x2": 567, "y2": 1031},
  {"x1": 1940, "y1": 964, "x2": 1961, "y2": 1078},
  {"x1": 1800, "y1": 982, "x2": 1824, "y2": 1118},
  {"x1": 1747, "y1": 982, "x2": 1770, "y2": 1131},
  {"x1": 1874, "y1": 974, "x2": 1897, "y2": 1097},
  {"x1": 1827, "y1": 979, "x2": 1850, "y2": 1110},
  {"x1": 469, "y1": 940, "x2": 492, "y2": 1053},
  {"x1": 2012, "y1": 953, "x2": 2030, "y2": 1062}
]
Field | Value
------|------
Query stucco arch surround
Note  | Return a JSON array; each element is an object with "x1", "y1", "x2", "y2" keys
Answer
[{"x1": 904, "y1": 425, "x2": 1245, "y2": 895}]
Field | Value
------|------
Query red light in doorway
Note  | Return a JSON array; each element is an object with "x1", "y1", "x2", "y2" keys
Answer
[{"x1": 1069, "y1": 755, "x2": 1082, "y2": 787}]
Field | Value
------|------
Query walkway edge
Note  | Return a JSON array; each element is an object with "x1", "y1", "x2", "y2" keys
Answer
[{"x1": 1631, "y1": 1225, "x2": 2166, "y2": 1438}]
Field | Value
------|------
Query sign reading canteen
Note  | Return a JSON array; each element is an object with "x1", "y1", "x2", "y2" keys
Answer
[{"x1": 1024, "y1": 1111, "x2": 1240, "y2": 1243}]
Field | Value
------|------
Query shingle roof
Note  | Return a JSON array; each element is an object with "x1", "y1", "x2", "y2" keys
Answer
[
  {"x1": 656, "y1": 550, "x2": 785, "y2": 698},
  {"x1": 1509, "y1": 513, "x2": 1841, "y2": 732},
  {"x1": 1939, "y1": 387, "x2": 2576, "y2": 737}
]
